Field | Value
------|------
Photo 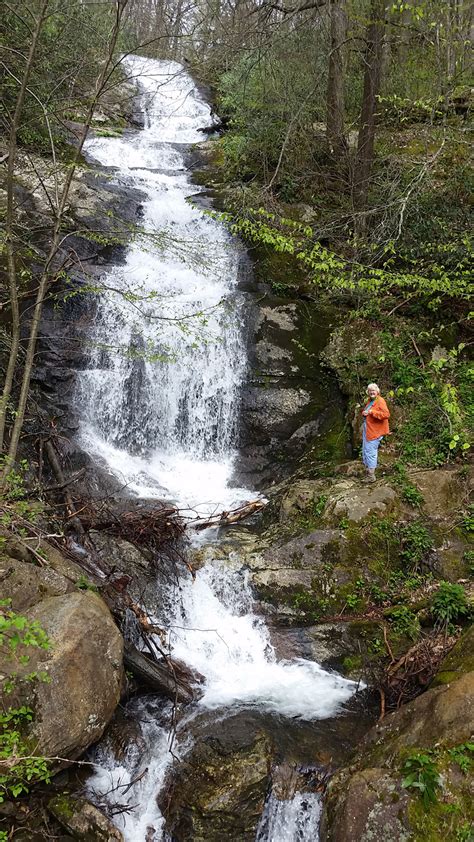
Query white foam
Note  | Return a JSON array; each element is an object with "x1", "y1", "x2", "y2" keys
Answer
[{"x1": 165, "y1": 563, "x2": 358, "y2": 721}]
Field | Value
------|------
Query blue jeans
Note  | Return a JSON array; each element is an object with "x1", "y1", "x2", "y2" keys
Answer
[{"x1": 362, "y1": 425, "x2": 383, "y2": 469}]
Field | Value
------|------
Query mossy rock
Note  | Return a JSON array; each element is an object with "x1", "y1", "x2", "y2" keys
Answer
[
  {"x1": 431, "y1": 625, "x2": 474, "y2": 687},
  {"x1": 162, "y1": 724, "x2": 272, "y2": 842},
  {"x1": 48, "y1": 794, "x2": 123, "y2": 840},
  {"x1": 323, "y1": 668, "x2": 474, "y2": 841}
]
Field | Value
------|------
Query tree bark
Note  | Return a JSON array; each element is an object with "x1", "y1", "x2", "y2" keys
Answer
[
  {"x1": 353, "y1": 0, "x2": 386, "y2": 219},
  {"x1": 326, "y1": 0, "x2": 347, "y2": 158}
]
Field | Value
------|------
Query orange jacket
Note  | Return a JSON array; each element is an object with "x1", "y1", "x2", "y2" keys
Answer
[{"x1": 362, "y1": 396, "x2": 390, "y2": 440}]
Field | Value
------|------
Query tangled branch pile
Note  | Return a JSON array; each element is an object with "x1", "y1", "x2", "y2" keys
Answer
[{"x1": 80, "y1": 503, "x2": 186, "y2": 561}]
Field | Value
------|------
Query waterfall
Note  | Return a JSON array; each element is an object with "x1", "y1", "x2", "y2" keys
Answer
[
  {"x1": 78, "y1": 55, "x2": 250, "y2": 512},
  {"x1": 80, "y1": 56, "x2": 360, "y2": 842}
]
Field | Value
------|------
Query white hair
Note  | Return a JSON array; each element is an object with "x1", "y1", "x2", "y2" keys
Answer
[{"x1": 367, "y1": 383, "x2": 380, "y2": 393}]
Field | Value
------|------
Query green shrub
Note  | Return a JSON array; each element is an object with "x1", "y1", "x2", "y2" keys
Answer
[
  {"x1": 399, "y1": 521, "x2": 433, "y2": 569},
  {"x1": 0, "y1": 601, "x2": 51, "y2": 802},
  {"x1": 401, "y1": 750, "x2": 442, "y2": 808},
  {"x1": 431, "y1": 582, "x2": 470, "y2": 628},
  {"x1": 402, "y1": 484, "x2": 425, "y2": 508},
  {"x1": 386, "y1": 605, "x2": 421, "y2": 640}
]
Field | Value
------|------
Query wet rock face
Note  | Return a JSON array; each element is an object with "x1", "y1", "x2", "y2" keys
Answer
[
  {"x1": 237, "y1": 295, "x2": 348, "y2": 488},
  {"x1": 162, "y1": 718, "x2": 272, "y2": 842},
  {"x1": 1, "y1": 591, "x2": 123, "y2": 764}
]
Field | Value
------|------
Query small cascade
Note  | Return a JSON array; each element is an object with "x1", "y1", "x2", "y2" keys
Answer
[
  {"x1": 256, "y1": 792, "x2": 322, "y2": 842},
  {"x1": 164, "y1": 563, "x2": 357, "y2": 720},
  {"x1": 87, "y1": 564, "x2": 358, "y2": 840}
]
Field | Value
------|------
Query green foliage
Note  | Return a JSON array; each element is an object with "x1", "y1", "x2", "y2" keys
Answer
[
  {"x1": 399, "y1": 521, "x2": 433, "y2": 569},
  {"x1": 290, "y1": 589, "x2": 321, "y2": 623},
  {"x1": 0, "y1": 601, "x2": 50, "y2": 664},
  {"x1": 296, "y1": 494, "x2": 328, "y2": 529},
  {"x1": 401, "y1": 485, "x2": 425, "y2": 508},
  {"x1": 385, "y1": 605, "x2": 421, "y2": 640},
  {"x1": 0, "y1": 459, "x2": 29, "y2": 501},
  {"x1": 76, "y1": 575, "x2": 98, "y2": 593},
  {"x1": 0, "y1": 707, "x2": 51, "y2": 801},
  {"x1": 0, "y1": 604, "x2": 51, "y2": 802},
  {"x1": 1, "y1": 0, "x2": 125, "y2": 153},
  {"x1": 392, "y1": 463, "x2": 424, "y2": 508},
  {"x1": 461, "y1": 505, "x2": 474, "y2": 534},
  {"x1": 448, "y1": 742, "x2": 474, "y2": 776},
  {"x1": 463, "y1": 550, "x2": 474, "y2": 577},
  {"x1": 401, "y1": 750, "x2": 442, "y2": 809},
  {"x1": 223, "y1": 206, "x2": 473, "y2": 306},
  {"x1": 431, "y1": 582, "x2": 470, "y2": 629},
  {"x1": 218, "y1": 35, "x2": 326, "y2": 188}
]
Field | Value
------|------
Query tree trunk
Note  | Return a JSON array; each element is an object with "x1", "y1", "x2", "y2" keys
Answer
[
  {"x1": 0, "y1": 0, "x2": 50, "y2": 453},
  {"x1": 326, "y1": 0, "x2": 347, "y2": 158},
  {"x1": 353, "y1": 0, "x2": 386, "y2": 219}
]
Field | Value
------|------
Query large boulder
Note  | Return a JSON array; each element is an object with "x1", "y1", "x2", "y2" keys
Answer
[
  {"x1": 162, "y1": 716, "x2": 272, "y2": 841},
  {"x1": 1, "y1": 591, "x2": 123, "y2": 763},
  {"x1": 408, "y1": 467, "x2": 470, "y2": 519},
  {"x1": 322, "y1": 627, "x2": 474, "y2": 841},
  {"x1": 0, "y1": 556, "x2": 74, "y2": 613},
  {"x1": 324, "y1": 479, "x2": 397, "y2": 524}
]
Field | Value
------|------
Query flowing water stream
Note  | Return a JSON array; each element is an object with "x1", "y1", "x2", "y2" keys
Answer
[{"x1": 78, "y1": 55, "x2": 361, "y2": 841}]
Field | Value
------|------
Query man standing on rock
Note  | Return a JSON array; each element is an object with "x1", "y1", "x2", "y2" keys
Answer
[{"x1": 361, "y1": 383, "x2": 390, "y2": 482}]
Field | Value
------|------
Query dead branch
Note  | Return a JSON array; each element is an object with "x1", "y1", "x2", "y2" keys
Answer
[{"x1": 186, "y1": 498, "x2": 266, "y2": 530}]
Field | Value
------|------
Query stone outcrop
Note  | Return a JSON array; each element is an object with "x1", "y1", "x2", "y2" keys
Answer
[
  {"x1": 237, "y1": 294, "x2": 347, "y2": 488},
  {"x1": 322, "y1": 627, "x2": 474, "y2": 841},
  {"x1": 48, "y1": 794, "x2": 124, "y2": 841},
  {"x1": 325, "y1": 479, "x2": 397, "y2": 523},
  {"x1": 0, "y1": 556, "x2": 76, "y2": 613},
  {"x1": 279, "y1": 475, "x2": 397, "y2": 525}
]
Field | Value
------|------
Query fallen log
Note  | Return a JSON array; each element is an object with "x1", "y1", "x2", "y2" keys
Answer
[
  {"x1": 123, "y1": 642, "x2": 203, "y2": 704},
  {"x1": 186, "y1": 499, "x2": 266, "y2": 531}
]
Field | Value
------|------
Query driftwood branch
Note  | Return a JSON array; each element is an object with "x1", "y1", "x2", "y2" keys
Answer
[{"x1": 186, "y1": 499, "x2": 266, "y2": 531}]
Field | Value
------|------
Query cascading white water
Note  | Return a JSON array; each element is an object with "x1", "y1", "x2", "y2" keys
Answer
[
  {"x1": 81, "y1": 57, "x2": 361, "y2": 842},
  {"x1": 256, "y1": 792, "x2": 322, "y2": 842},
  {"x1": 78, "y1": 55, "x2": 250, "y2": 511},
  {"x1": 165, "y1": 563, "x2": 356, "y2": 720},
  {"x1": 87, "y1": 563, "x2": 358, "y2": 840}
]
